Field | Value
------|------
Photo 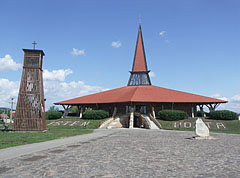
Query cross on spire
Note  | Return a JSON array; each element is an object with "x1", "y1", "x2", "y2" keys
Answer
[
  {"x1": 32, "y1": 41, "x2": 37, "y2": 49},
  {"x1": 139, "y1": 14, "x2": 142, "y2": 24}
]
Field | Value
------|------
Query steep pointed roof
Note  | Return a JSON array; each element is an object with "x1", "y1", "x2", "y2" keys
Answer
[{"x1": 132, "y1": 25, "x2": 148, "y2": 72}]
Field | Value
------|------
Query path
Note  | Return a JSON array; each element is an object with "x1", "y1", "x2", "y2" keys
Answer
[{"x1": 0, "y1": 129, "x2": 239, "y2": 177}]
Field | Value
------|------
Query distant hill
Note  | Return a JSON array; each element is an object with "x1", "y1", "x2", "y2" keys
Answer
[
  {"x1": 0, "y1": 107, "x2": 10, "y2": 110},
  {"x1": 0, "y1": 107, "x2": 15, "y2": 111}
]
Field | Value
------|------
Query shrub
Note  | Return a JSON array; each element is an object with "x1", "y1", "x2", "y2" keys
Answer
[
  {"x1": 209, "y1": 110, "x2": 238, "y2": 120},
  {"x1": 83, "y1": 110, "x2": 109, "y2": 120},
  {"x1": 69, "y1": 106, "x2": 79, "y2": 114},
  {"x1": 158, "y1": 110, "x2": 189, "y2": 121},
  {"x1": 46, "y1": 106, "x2": 62, "y2": 120}
]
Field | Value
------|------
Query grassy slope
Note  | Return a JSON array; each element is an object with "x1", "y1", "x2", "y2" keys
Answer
[
  {"x1": 1, "y1": 117, "x2": 239, "y2": 149},
  {"x1": 0, "y1": 118, "x2": 106, "y2": 149}
]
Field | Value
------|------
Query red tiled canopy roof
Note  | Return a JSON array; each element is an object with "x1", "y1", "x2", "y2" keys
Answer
[{"x1": 54, "y1": 85, "x2": 227, "y2": 105}]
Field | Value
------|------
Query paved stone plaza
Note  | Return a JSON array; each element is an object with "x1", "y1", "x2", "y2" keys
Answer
[{"x1": 0, "y1": 129, "x2": 239, "y2": 178}]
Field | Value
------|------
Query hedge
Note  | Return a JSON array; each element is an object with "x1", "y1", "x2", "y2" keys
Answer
[
  {"x1": 209, "y1": 110, "x2": 238, "y2": 120},
  {"x1": 45, "y1": 110, "x2": 62, "y2": 120},
  {"x1": 158, "y1": 110, "x2": 189, "y2": 121},
  {"x1": 83, "y1": 110, "x2": 109, "y2": 120}
]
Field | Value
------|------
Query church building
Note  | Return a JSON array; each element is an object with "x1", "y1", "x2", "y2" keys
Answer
[{"x1": 55, "y1": 25, "x2": 227, "y2": 127}]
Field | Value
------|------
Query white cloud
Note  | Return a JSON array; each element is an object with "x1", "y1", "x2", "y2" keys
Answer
[
  {"x1": 211, "y1": 93, "x2": 221, "y2": 98},
  {"x1": 164, "y1": 39, "x2": 170, "y2": 43},
  {"x1": 211, "y1": 93, "x2": 228, "y2": 101},
  {"x1": 44, "y1": 80, "x2": 106, "y2": 99},
  {"x1": 0, "y1": 66, "x2": 107, "y2": 110},
  {"x1": 159, "y1": 31, "x2": 166, "y2": 36},
  {"x1": 0, "y1": 79, "x2": 19, "y2": 107},
  {"x1": 231, "y1": 94, "x2": 240, "y2": 102},
  {"x1": 111, "y1": 41, "x2": 122, "y2": 48},
  {"x1": 149, "y1": 71, "x2": 155, "y2": 78},
  {"x1": 0, "y1": 77, "x2": 107, "y2": 110},
  {"x1": 217, "y1": 102, "x2": 240, "y2": 113},
  {"x1": 71, "y1": 48, "x2": 85, "y2": 56},
  {"x1": 43, "y1": 69, "x2": 73, "y2": 81},
  {"x1": 44, "y1": 80, "x2": 107, "y2": 110},
  {"x1": 211, "y1": 93, "x2": 240, "y2": 113},
  {"x1": 0, "y1": 54, "x2": 21, "y2": 72}
]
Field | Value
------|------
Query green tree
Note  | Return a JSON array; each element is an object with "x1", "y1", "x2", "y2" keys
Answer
[{"x1": 45, "y1": 106, "x2": 62, "y2": 120}]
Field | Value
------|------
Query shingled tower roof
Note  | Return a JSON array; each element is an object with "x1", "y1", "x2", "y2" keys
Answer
[
  {"x1": 128, "y1": 25, "x2": 151, "y2": 86},
  {"x1": 132, "y1": 25, "x2": 148, "y2": 72}
]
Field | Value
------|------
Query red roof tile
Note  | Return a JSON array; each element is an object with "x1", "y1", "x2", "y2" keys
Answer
[{"x1": 55, "y1": 85, "x2": 227, "y2": 105}]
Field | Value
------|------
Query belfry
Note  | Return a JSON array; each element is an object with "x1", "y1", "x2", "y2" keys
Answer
[
  {"x1": 13, "y1": 48, "x2": 46, "y2": 131},
  {"x1": 128, "y1": 25, "x2": 151, "y2": 86},
  {"x1": 55, "y1": 25, "x2": 226, "y2": 129}
]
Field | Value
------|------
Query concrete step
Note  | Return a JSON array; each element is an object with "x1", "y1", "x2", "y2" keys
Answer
[
  {"x1": 142, "y1": 115, "x2": 160, "y2": 130},
  {"x1": 107, "y1": 117, "x2": 123, "y2": 129}
]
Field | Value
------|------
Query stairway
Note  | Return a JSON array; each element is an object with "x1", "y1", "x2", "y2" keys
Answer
[
  {"x1": 141, "y1": 115, "x2": 160, "y2": 129},
  {"x1": 107, "y1": 117, "x2": 122, "y2": 129}
]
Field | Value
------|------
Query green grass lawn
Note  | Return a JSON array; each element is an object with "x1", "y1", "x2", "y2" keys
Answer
[
  {"x1": 1, "y1": 117, "x2": 239, "y2": 149},
  {"x1": 157, "y1": 118, "x2": 240, "y2": 134},
  {"x1": 0, "y1": 118, "x2": 106, "y2": 149}
]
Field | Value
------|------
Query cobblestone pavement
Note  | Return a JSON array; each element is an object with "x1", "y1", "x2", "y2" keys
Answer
[{"x1": 0, "y1": 129, "x2": 239, "y2": 178}]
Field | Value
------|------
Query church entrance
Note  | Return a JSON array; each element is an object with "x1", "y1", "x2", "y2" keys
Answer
[
  {"x1": 134, "y1": 114, "x2": 143, "y2": 128},
  {"x1": 135, "y1": 105, "x2": 147, "y2": 114},
  {"x1": 125, "y1": 105, "x2": 148, "y2": 128}
]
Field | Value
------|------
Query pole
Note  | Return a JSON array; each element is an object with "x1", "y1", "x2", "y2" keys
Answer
[{"x1": 10, "y1": 98, "x2": 14, "y2": 123}]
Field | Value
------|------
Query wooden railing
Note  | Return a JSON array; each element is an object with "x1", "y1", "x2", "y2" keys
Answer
[{"x1": 149, "y1": 114, "x2": 162, "y2": 129}]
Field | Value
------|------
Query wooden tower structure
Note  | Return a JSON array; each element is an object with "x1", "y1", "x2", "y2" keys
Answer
[
  {"x1": 128, "y1": 25, "x2": 151, "y2": 86},
  {"x1": 13, "y1": 48, "x2": 46, "y2": 131}
]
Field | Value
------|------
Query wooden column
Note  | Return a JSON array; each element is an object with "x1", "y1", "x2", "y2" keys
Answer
[
  {"x1": 199, "y1": 105, "x2": 205, "y2": 117},
  {"x1": 112, "y1": 106, "x2": 117, "y2": 118},
  {"x1": 79, "y1": 106, "x2": 83, "y2": 119},
  {"x1": 129, "y1": 107, "x2": 134, "y2": 128},
  {"x1": 206, "y1": 103, "x2": 220, "y2": 112},
  {"x1": 191, "y1": 107, "x2": 194, "y2": 118},
  {"x1": 62, "y1": 105, "x2": 70, "y2": 118},
  {"x1": 152, "y1": 106, "x2": 156, "y2": 119}
]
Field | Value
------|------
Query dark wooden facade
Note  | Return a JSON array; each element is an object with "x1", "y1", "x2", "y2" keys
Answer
[{"x1": 68, "y1": 102, "x2": 197, "y2": 118}]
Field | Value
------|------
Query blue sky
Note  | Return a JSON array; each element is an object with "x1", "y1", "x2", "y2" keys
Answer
[{"x1": 0, "y1": 0, "x2": 240, "y2": 112}]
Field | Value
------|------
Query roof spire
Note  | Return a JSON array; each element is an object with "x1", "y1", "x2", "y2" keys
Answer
[
  {"x1": 128, "y1": 25, "x2": 151, "y2": 86},
  {"x1": 131, "y1": 25, "x2": 148, "y2": 72}
]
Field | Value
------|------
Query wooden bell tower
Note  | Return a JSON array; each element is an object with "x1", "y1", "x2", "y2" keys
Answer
[{"x1": 13, "y1": 47, "x2": 46, "y2": 131}]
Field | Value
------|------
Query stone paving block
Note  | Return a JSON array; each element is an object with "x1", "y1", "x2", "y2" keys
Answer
[{"x1": 0, "y1": 129, "x2": 239, "y2": 177}]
